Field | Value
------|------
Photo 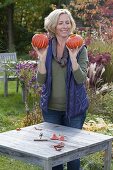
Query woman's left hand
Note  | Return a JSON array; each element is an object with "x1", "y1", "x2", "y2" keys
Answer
[
  {"x1": 67, "y1": 46, "x2": 79, "y2": 61},
  {"x1": 66, "y1": 46, "x2": 82, "y2": 71}
]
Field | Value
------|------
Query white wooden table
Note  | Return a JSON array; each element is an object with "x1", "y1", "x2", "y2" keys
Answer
[{"x1": 0, "y1": 122, "x2": 112, "y2": 170}]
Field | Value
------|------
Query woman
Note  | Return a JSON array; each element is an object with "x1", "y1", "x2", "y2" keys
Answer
[{"x1": 33, "y1": 9, "x2": 89, "y2": 170}]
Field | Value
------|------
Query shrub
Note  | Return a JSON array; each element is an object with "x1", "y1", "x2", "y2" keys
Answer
[{"x1": 16, "y1": 60, "x2": 42, "y2": 126}]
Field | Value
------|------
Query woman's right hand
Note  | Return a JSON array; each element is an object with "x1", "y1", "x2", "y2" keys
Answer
[{"x1": 32, "y1": 44, "x2": 48, "y2": 63}]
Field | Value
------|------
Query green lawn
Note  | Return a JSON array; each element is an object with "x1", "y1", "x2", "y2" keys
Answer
[
  {"x1": 0, "y1": 81, "x2": 113, "y2": 170},
  {"x1": 0, "y1": 81, "x2": 25, "y2": 132},
  {"x1": 0, "y1": 81, "x2": 42, "y2": 169},
  {"x1": 0, "y1": 156, "x2": 42, "y2": 170}
]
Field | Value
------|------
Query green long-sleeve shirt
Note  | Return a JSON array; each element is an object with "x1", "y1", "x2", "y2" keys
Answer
[{"x1": 37, "y1": 47, "x2": 88, "y2": 111}]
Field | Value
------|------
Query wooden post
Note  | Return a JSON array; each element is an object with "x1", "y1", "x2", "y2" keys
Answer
[
  {"x1": 16, "y1": 78, "x2": 19, "y2": 93},
  {"x1": 104, "y1": 141, "x2": 112, "y2": 170},
  {"x1": 22, "y1": 85, "x2": 25, "y2": 103},
  {"x1": 4, "y1": 69, "x2": 8, "y2": 96}
]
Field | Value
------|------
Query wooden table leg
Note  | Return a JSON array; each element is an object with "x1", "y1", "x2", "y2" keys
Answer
[
  {"x1": 104, "y1": 141, "x2": 112, "y2": 170},
  {"x1": 44, "y1": 161, "x2": 52, "y2": 170}
]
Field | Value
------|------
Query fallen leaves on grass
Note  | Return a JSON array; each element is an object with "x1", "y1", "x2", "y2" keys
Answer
[{"x1": 83, "y1": 117, "x2": 113, "y2": 132}]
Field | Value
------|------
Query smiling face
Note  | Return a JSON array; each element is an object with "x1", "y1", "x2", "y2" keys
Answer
[{"x1": 55, "y1": 13, "x2": 72, "y2": 38}]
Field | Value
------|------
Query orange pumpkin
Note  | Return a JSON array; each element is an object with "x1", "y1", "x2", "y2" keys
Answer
[
  {"x1": 66, "y1": 34, "x2": 83, "y2": 49},
  {"x1": 32, "y1": 33, "x2": 49, "y2": 48}
]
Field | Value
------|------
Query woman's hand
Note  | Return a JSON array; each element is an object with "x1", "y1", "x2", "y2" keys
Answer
[
  {"x1": 67, "y1": 46, "x2": 79, "y2": 61},
  {"x1": 32, "y1": 44, "x2": 48, "y2": 74},
  {"x1": 32, "y1": 44, "x2": 48, "y2": 63},
  {"x1": 67, "y1": 46, "x2": 82, "y2": 71}
]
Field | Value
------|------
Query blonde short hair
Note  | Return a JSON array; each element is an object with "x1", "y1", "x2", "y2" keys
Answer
[{"x1": 44, "y1": 9, "x2": 76, "y2": 37}]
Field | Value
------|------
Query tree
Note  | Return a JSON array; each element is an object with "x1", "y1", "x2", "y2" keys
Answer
[
  {"x1": 0, "y1": 0, "x2": 52, "y2": 52},
  {"x1": 0, "y1": 0, "x2": 15, "y2": 52},
  {"x1": 7, "y1": 3, "x2": 15, "y2": 51}
]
